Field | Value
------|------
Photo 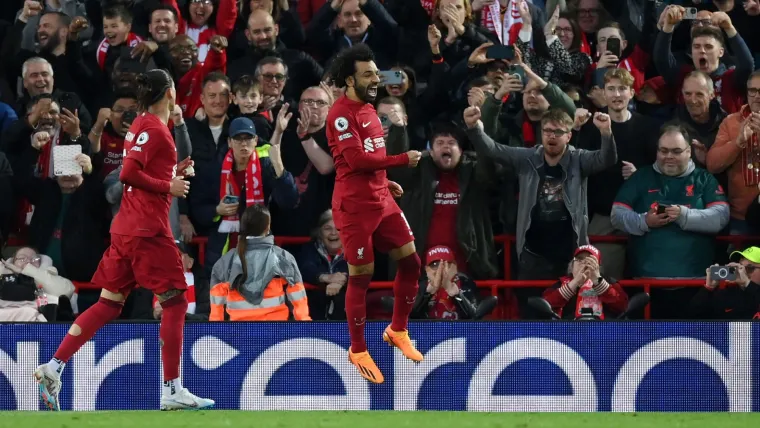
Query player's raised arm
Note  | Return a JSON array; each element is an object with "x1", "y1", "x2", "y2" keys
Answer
[{"x1": 333, "y1": 116, "x2": 419, "y2": 171}]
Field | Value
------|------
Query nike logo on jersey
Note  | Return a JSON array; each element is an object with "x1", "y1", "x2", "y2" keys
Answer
[{"x1": 362, "y1": 122, "x2": 371, "y2": 128}]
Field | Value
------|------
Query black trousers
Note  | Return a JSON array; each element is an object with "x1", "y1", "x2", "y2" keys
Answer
[{"x1": 515, "y1": 249, "x2": 570, "y2": 319}]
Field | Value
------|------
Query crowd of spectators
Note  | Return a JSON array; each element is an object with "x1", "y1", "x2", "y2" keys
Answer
[{"x1": 0, "y1": 0, "x2": 759, "y2": 322}]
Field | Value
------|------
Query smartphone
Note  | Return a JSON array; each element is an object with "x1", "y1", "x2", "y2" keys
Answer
[
  {"x1": 486, "y1": 45, "x2": 515, "y2": 61},
  {"x1": 709, "y1": 266, "x2": 737, "y2": 282},
  {"x1": 379, "y1": 70, "x2": 404, "y2": 85},
  {"x1": 656, "y1": 203, "x2": 671, "y2": 214},
  {"x1": 606, "y1": 37, "x2": 621, "y2": 58},
  {"x1": 508, "y1": 65, "x2": 526, "y2": 89},
  {"x1": 122, "y1": 110, "x2": 137, "y2": 126},
  {"x1": 223, "y1": 195, "x2": 239, "y2": 204},
  {"x1": 683, "y1": 7, "x2": 698, "y2": 20}
]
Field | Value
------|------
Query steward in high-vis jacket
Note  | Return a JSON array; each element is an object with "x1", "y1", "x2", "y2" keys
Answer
[
  {"x1": 209, "y1": 234, "x2": 311, "y2": 321},
  {"x1": 209, "y1": 204, "x2": 310, "y2": 321}
]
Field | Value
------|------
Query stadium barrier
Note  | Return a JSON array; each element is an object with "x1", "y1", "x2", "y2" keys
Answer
[
  {"x1": 1, "y1": 321, "x2": 757, "y2": 411},
  {"x1": 64, "y1": 234, "x2": 756, "y2": 319}
]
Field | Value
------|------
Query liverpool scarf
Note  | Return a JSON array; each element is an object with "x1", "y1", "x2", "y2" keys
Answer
[
  {"x1": 218, "y1": 149, "x2": 264, "y2": 233},
  {"x1": 740, "y1": 105, "x2": 760, "y2": 187},
  {"x1": 96, "y1": 33, "x2": 143, "y2": 70}
]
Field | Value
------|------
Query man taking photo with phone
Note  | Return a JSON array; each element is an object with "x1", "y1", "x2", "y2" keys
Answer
[
  {"x1": 690, "y1": 246, "x2": 760, "y2": 319},
  {"x1": 611, "y1": 124, "x2": 729, "y2": 319}
]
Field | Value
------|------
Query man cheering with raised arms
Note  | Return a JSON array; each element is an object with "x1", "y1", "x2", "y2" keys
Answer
[{"x1": 326, "y1": 44, "x2": 423, "y2": 384}]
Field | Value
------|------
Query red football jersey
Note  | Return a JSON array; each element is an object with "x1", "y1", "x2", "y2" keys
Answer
[
  {"x1": 327, "y1": 96, "x2": 408, "y2": 217},
  {"x1": 110, "y1": 112, "x2": 176, "y2": 238}
]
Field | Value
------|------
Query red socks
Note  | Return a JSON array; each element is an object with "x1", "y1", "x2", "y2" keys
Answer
[
  {"x1": 53, "y1": 297, "x2": 123, "y2": 362},
  {"x1": 159, "y1": 293, "x2": 188, "y2": 381},
  {"x1": 391, "y1": 253, "x2": 421, "y2": 331},
  {"x1": 345, "y1": 274, "x2": 371, "y2": 353}
]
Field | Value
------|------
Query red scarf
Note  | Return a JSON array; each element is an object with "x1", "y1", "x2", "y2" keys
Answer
[
  {"x1": 522, "y1": 115, "x2": 536, "y2": 147},
  {"x1": 560, "y1": 276, "x2": 605, "y2": 320},
  {"x1": 218, "y1": 149, "x2": 264, "y2": 233},
  {"x1": 579, "y1": 31, "x2": 592, "y2": 56},
  {"x1": 740, "y1": 105, "x2": 760, "y2": 186},
  {"x1": 96, "y1": 33, "x2": 143, "y2": 70}
]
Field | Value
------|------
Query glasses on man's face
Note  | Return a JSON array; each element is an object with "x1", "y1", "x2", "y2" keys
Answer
[
  {"x1": 111, "y1": 107, "x2": 136, "y2": 114},
  {"x1": 170, "y1": 44, "x2": 198, "y2": 55},
  {"x1": 14, "y1": 256, "x2": 41, "y2": 266},
  {"x1": 748, "y1": 88, "x2": 760, "y2": 97},
  {"x1": 262, "y1": 73, "x2": 287, "y2": 82},
  {"x1": 555, "y1": 27, "x2": 573, "y2": 35},
  {"x1": 301, "y1": 99, "x2": 328, "y2": 108},
  {"x1": 232, "y1": 136, "x2": 256, "y2": 146},
  {"x1": 190, "y1": 0, "x2": 213, "y2": 4},
  {"x1": 542, "y1": 128, "x2": 570, "y2": 138},
  {"x1": 658, "y1": 147, "x2": 688, "y2": 156},
  {"x1": 744, "y1": 265, "x2": 758, "y2": 275},
  {"x1": 578, "y1": 8, "x2": 599, "y2": 17},
  {"x1": 693, "y1": 19, "x2": 712, "y2": 27}
]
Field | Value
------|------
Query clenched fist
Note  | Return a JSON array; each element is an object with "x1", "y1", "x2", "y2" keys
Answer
[
  {"x1": 463, "y1": 106, "x2": 482, "y2": 129},
  {"x1": 406, "y1": 150, "x2": 422, "y2": 167},
  {"x1": 593, "y1": 112, "x2": 612, "y2": 137}
]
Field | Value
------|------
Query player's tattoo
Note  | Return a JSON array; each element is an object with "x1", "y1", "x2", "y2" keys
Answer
[{"x1": 156, "y1": 289, "x2": 184, "y2": 303}]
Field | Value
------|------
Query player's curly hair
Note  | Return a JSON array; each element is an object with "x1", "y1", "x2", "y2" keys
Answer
[
  {"x1": 329, "y1": 44, "x2": 375, "y2": 89},
  {"x1": 135, "y1": 69, "x2": 174, "y2": 110}
]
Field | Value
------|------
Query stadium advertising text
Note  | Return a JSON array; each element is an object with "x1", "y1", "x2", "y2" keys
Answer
[{"x1": 1, "y1": 322, "x2": 758, "y2": 411}]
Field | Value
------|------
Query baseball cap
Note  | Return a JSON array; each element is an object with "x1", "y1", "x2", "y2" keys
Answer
[
  {"x1": 426, "y1": 245, "x2": 456, "y2": 265},
  {"x1": 574, "y1": 245, "x2": 601, "y2": 264},
  {"x1": 730, "y1": 246, "x2": 760, "y2": 263},
  {"x1": 229, "y1": 117, "x2": 257, "y2": 138}
]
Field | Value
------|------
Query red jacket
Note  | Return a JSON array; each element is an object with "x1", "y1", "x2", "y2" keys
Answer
[
  {"x1": 177, "y1": 48, "x2": 227, "y2": 118},
  {"x1": 543, "y1": 276, "x2": 628, "y2": 319},
  {"x1": 164, "y1": 0, "x2": 237, "y2": 61}
]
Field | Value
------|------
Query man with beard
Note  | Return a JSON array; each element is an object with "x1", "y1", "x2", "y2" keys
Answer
[
  {"x1": 613, "y1": 124, "x2": 729, "y2": 318},
  {"x1": 10, "y1": 10, "x2": 92, "y2": 99},
  {"x1": 17, "y1": 0, "x2": 92, "y2": 51},
  {"x1": 268, "y1": 86, "x2": 335, "y2": 237},
  {"x1": 573, "y1": 68, "x2": 659, "y2": 279},
  {"x1": 227, "y1": 9, "x2": 322, "y2": 103},
  {"x1": 655, "y1": 6, "x2": 753, "y2": 114},
  {"x1": 88, "y1": 90, "x2": 138, "y2": 179},
  {"x1": 389, "y1": 123, "x2": 498, "y2": 280},
  {"x1": 166, "y1": 34, "x2": 227, "y2": 118},
  {"x1": 2, "y1": 94, "x2": 90, "y2": 180},
  {"x1": 326, "y1": 44, "x2": 423, "y2": 384},
  {"x1": 463, "y1": 105, "x2": 617, "y2": 315},
  {"x1": 707, "y1": 71, "x2": 760, "y2": 235}
]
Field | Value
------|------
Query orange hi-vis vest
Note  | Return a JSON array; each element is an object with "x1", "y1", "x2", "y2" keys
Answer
[{"x1": 209, "y1": 277, "x2": 311, "y2": 321}]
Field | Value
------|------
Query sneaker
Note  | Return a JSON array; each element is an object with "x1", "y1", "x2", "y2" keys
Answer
[
  {"x1": 34, "y1": 365, "x2": 61, "y2": 411},
  {"x1": 383, "y1": 326, "x2": 423, "y2": 362},
  {"x1": 348, "y1": 348, "x2": 384, "y2": 384},
  {"x1": 160, "y1": 388, "x2": 215, "y2": 411}
]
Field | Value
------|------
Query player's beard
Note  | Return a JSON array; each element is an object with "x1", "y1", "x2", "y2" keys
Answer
[{"x1": 356, "y1": 81, "x2": 378, "y2": 103}]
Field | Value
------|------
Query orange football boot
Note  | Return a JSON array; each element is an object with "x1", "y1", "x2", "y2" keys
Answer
[
  {"x1": 383, "y1": 326, "x2": 423, "y2": 362},
  {"x1": 348, "y1": 348, "x2": 385, "y2": 384}
]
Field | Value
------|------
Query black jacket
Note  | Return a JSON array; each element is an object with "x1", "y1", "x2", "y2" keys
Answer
[
  {"x1": 16, "y1": 174, "x2": 109, "y2": 282},
  {"x1": 227, "y1": 40, "x2": 323, "y2": 103},
  {"x1": 0, "y1": 152, "x2": 13, "y2": 241},
  {"x1": 305, "y1": 0, "x2": 399, "y2": 70},
  {"x1": 411, "y1": 273, "x2": 482, "y2": 320},
  {"x1": 296, "y1": 240, "x2": 348, "y2": 321},
  {"x1": 689, "y1": 283, "x2": 760, "y2": 320},
  {"x1": 390, "y1": 150, "x2": 498, "y2": 279}
]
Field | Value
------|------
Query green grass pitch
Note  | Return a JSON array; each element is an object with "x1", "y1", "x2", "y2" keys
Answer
[{"x1": 1, "y1": 411, "x2": 758, "y2": 428}]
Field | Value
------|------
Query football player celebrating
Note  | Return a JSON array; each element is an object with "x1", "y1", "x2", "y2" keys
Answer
[
  {"x1": 326, "y1": 44, "x2": 423, "y2": 384},
  {"x1": 34, "y1": 69, "x2": 214, "y2": 411}
]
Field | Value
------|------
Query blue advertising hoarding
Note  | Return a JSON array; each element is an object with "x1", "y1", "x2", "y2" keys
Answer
[{"x1": 0, "y1": 322, "x2": 758, "y2": 411}]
